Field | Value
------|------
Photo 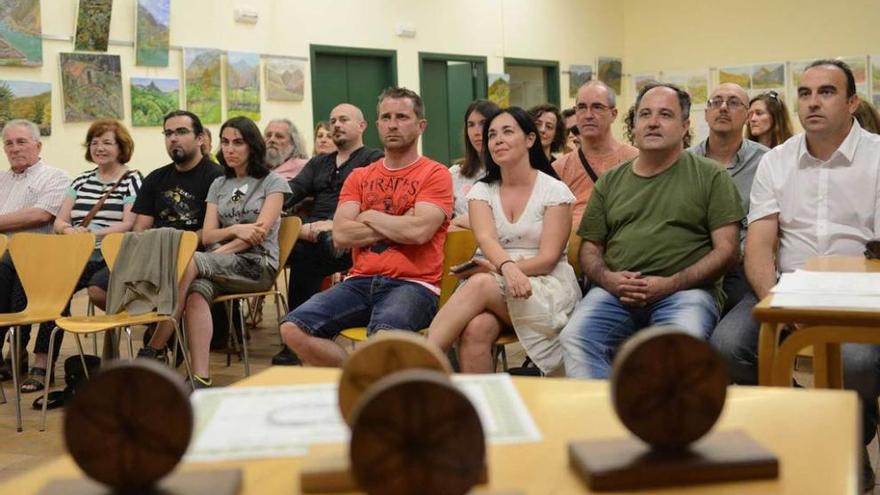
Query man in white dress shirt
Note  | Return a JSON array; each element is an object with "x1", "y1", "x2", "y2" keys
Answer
[
  {"x1": 709, "y1": 60, "x2": 880, "y2": 492},
  {"x1": 0, "y1": 119, "x2": 69, "y2": 369}
]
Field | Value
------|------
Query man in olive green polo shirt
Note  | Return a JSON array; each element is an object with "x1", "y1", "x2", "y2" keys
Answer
[{"x1": 559, "y1": 83, "x2": 744, "y2": 379}]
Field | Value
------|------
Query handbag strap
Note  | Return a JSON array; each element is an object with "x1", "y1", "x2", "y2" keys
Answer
[
  {"x1": 577, "y1": 148, "x2": 599, "y2": 184},
  {"x1": 78, "y1": 170, "x2": 134, "y2": 228}
]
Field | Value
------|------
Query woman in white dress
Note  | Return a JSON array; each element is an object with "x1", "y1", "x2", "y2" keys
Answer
[{"x1": 427, "y1": 107, "x2": 580, "y2": 375}]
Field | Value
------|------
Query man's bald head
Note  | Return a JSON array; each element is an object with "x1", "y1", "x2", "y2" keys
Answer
[{"x1": 329, "y1": 103, "x2": 368, "y2": 150}]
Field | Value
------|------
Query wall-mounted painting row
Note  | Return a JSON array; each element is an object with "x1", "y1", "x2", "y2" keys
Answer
[
  {"x1": 74, "y1": 0, "x2": 112, "y2": 52},
  {"x1": 136, "y1": 0, "x2": 170, "y2": 67},
  {"x1": 0, "y1": 0, "x2": 42, "y2": 66},
  {"x1": 0, "y1": 79, "x2": 50, "y2": 135},
  {"x1": 60, "y1": 52, "x2": 123, "y2": 122}
]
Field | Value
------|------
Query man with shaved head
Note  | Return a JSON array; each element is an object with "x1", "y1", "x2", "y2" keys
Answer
[
  {"x1": 273, "y1": 103, "x2": 383, "y2": 365},
  {"x1": 552, "y1": 80, "x2": 639, "y2": 228},
  {"x1": 690, "y1": 82, "x2": 768, "y2": 314}
]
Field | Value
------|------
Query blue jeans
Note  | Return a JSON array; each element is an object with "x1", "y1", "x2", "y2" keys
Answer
[
  {"x1": 560, "y1": 286, "x2": 719, "y2": 378},
  {"x1": 711, "y1": 290, "x2": 880, "y2": 446},
  {"x1": 282, "y1": 276, "x2": 438, "y2": 340}
]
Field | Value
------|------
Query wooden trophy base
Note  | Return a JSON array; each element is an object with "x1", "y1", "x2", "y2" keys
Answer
[
  {"x1": 37, "y1": 469, "x2": 242, "y2": 495},
  {"x1": 569, "y1": 430, "x2": 778, "y2": 491},
  {"x1": 300, "y1": 454, "x2": 491, "y2": 493}
]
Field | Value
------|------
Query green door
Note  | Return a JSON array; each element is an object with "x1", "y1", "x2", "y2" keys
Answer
[
  {"x1": 311, "y1": 46, "x2": 397, "y2": 150},
  {"x1": 420, "y1": 55, "x2": 487, "y2": 167}
]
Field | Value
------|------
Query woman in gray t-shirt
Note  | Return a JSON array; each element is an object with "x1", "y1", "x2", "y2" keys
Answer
[{"x1": 146, "y1": 116, "x2": 290, "y2": 388}]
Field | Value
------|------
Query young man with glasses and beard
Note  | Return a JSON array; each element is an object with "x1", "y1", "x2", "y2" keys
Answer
[
  {"x1": 551, "y1": 81, "x2": 639, "y2": 229},
  {"x1": 689, "y1": 83, "x2": 769, "y2": 315}
]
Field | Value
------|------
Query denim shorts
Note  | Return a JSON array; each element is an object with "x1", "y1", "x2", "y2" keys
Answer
[
  {"x1": 188, "y1": 252, "x2": 276, "y2": 302},
  {"x1": 283, "y1": 275, "x2": 439, "y2": 339}
]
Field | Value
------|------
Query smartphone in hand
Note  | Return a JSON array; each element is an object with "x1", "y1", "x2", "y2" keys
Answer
[{"x1": 450, "y1": 259, "x2": 480, "y2": 274}]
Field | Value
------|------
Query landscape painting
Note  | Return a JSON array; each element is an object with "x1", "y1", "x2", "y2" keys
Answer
[
  {"x1": 632, "y1": 73, "x2": 658, "y2": 97},
  {"x1": 265, "y1": 57, "x2": 304, "y2": 101},
  {"x1": 838, "y1": 56, "x2": 869, "y2": 97},
  {"x1": 568, "y1": 65, "x2": 592, "y2": 97},
  {"x1": 74, "y1": 0, "x2": 112, "y2": 51},
  {"x1": 135, "y1": 0, "x2": 170, "y2": 67},
  {"x1": 662, "y1": 69, "x2": 709, "y2": 109},
  {"x1": 131, "y1": 77, "x2": 178, "y2": 127},
  {"x1": 60, "y1": 53, "x2": 123, "y2": 122},
  {"x1": 184, "y1": 48, "x2": 221, "y2": 124},
  {"x1": 872, "y1": 56, "x2": 880, "y2": 107},
  {"x1": 597, "y1": 57, "x2": 622, "y2": 95},
  {"x1": 0, "y1": 0, "x2": 42, "y2": 66},
  {"x1": 718, "y1": 66, "x2": 751, "y2": 90},
  {"x1": 487, "y1": 73, "x2": 510, "y2": 108},
  {"x1": 0, "y1": 80, "x2": 50, "y2": 135},
  {"x1": 787, "y1": 60, "x2": 811, "y2": 103},
  {"x1": 751, "y1": 63, "x2": 785, "y2": 90},
  {"x1": 226, "y1": 51, "x2": 260, "y2": 120}
]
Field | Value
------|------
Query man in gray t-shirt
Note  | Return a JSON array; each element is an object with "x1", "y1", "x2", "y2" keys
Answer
[{"x1": 689, "y1": 82, "x2": 768, "y2": 315}]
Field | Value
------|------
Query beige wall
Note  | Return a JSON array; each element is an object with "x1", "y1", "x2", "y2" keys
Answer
[{"x1": 0, "y1": 0, "x2": 624, "y2": 176}]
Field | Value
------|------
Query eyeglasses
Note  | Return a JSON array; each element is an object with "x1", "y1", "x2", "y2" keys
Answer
[
  {"x1": 162, "y1": 128, "x2": 193, "y2": 137},
  {"x1": 707, "y1": 97, "x2": 747, "y2": 110},
  {"x1": 568, "y1": 126, "x2": 580, "y2": 136}
]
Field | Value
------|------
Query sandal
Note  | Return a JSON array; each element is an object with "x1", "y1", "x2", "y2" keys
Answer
[{"x1": 20, "y1": 367, "x2": 52, "y2": 394}]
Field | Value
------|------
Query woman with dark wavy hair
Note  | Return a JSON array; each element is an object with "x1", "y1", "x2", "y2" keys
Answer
[
  {"x1": 428, "y1": 107, "x2": 579, "y2": 375},
  {"x1": 141, "y1": 116, "x2": 290, "y2": 389},
  {"x1": 528, "y1": 103, "x2": 566, "y2": 162},
  {"x1": 450, "y1": 99, "x2": 499, "y2": 228}
]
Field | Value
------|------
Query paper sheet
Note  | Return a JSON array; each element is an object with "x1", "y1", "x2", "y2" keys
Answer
[
  {"x1": 185, "y1": 373, "x2": 542, "y2": 462},
  {"x1": 770, "y1": 270, "x2": 880, "y2": 309}
]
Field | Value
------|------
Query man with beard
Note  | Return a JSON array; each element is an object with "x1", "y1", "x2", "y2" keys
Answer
[
  {"x1": 271, "y1": 104, "x2": 383, "y2": 365},
  {"x1": 264, "y1": 119, "x2": 309, "y2": 180},
  {"x1": 87, "y1": 111, "x2": 223, "y2": 362},
  {"x1": 278, "y1": 87, "x2": 452, "y2": 367},
  {"x1": 689, "y1": 83, "x2": 768, "y2": 314}
]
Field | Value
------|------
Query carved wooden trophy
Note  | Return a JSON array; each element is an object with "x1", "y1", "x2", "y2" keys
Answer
[
  {"x1": 569, "y1": 327, "x2": 779, "y2": 491},
  {"x1": 39, "y1": 360, "x2": 241, "y2": 495}
]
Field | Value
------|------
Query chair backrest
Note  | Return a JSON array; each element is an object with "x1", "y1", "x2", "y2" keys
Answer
[
  {"x1": 276, "y1": 216, "x2": 303, "y2": 270},
  {"x1": 101, "y1": 230, "x2": 199, "y2": 284},
  {"x1": 9, "y1": 233, "x2": 95, "y2": 316},
  {"x1": 567, "y1": 231, "x2": 583, "y2": 280},
  {"x1": 439, "y1": 229, "x2": 478, "y2": 308}
]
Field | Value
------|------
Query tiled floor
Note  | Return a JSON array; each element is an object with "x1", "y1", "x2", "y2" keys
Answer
[{"x1": 0, "y1": 294, "x2": 877, "y2": 492}]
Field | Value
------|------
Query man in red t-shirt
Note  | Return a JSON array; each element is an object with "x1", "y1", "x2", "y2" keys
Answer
[{"x1": 280, "y1": 87, "x2": 453, "y2": 366}]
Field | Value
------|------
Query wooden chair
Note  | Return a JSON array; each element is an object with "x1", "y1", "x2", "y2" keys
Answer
[
  {"x1": 339, "y1": 229, "x2": 478, "y2": 343},
  {"x1": 213, "y1": 216, "x2": 302, "y2": 376},
  {"x1": 47, "y1": 231, "x2": 198, "y2": 431},
  {"x1": 0, "y1": 234, "x2": 7, "y2": 406},
  {"x1": 0, "y1": 232, "x2": 95, "y2": 432},
  {"x1": 492, "y1": 231, "x2": 583, "y2": 372}
]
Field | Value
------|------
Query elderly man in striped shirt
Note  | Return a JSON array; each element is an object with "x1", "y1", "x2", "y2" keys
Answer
[{"x1": 0, "y1": 119, "x2": 69, "y2": 378}]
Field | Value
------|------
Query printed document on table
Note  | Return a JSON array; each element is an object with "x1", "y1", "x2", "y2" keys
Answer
[
  {"x1": 772, "y1": 270, "x2": 880, "y2": 296},
  {"x1": 185, "y1": 374, "x2": 541, "y2": 462}
]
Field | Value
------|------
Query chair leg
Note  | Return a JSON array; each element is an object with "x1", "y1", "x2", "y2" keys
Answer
[
  {"x1": 0, "y1": 375, "x2": 6, "y2": 404},
  {"x1": 225, "y1": 302, "x2": 236, "y2": 367},
  {"x1": 500, "y1": 345, "x2": 508, "y2": 372},
  {"x1": 239, "y1": 300, "x2": 251, "y2": 376},
  {"x1": 41, "y1": 327, "x2": 62, "y2": 432},
  {"x1": 171, "y1": 319, "x2": 194, "y2": 388},
  {"x1": 10, "y1": 328, "x2": 22, "y2": 432},
  {"x1": 124, "y1": 327, "x2": 134, "y2": 358},
  {"x1": 86, "y1": 302, "x2": 98, "y2": 355}
]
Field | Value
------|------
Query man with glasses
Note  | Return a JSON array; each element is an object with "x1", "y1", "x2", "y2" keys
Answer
[
  {"x1": 689, "y1": 83, "x2": 768, "y2": 314},
  {"x1": 710, "y1": 60, "x2": 880, "y2": 492},
  {"x1": 560, "y1": 83, "x2": 743, "y2": 379},
  {"x1": 552, "y1": 81, "x2": 638, "y2": 228}
]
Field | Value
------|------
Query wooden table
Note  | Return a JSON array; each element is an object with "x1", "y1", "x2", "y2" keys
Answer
[
  {"x1": 753, "y1": 255, "x2": 880, "y2": 387},
  {"x1": 0, "y1": 367, "x2": 860, "y2": 494}
]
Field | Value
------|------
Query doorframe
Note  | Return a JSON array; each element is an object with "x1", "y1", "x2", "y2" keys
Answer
[
  {"x1": 417, "y1": 52, "x2": 489, "y2": 100},
  {"x1": 503, "y1": 57, "x2": 561, "y2": 107},
  {"x1": 309, "y1": 44, "x2": 399, "y2": 126}
]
